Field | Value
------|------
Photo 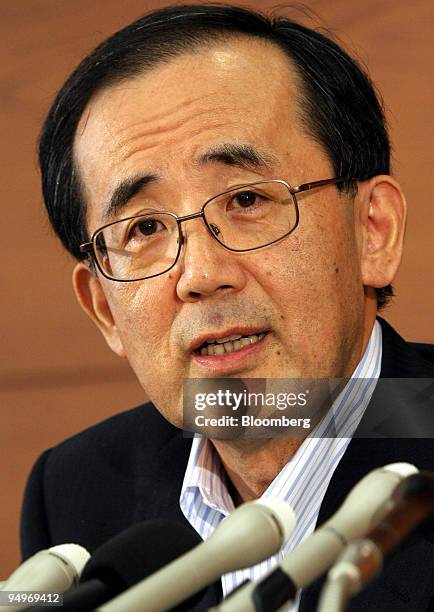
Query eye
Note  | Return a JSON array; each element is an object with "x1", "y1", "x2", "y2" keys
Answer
[
  {"x1": 129, "y1": 218, "x2": 165, "y2": 239},
  {"x1": 227, "y1": 189, "x2": 271, "y2": 214},
  {"x1": 137, "y1": 218, "x2": 160, "y2": 235},
  {"x1": 233, "y1": 191, "x2": 259, "y2": 208}
]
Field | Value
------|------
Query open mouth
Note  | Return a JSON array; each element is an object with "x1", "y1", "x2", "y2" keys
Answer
[{"x1": 195, "y1": 332, "x2": 267, "y2": 356}]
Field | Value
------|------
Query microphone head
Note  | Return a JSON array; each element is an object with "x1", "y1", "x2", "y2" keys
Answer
[
  {"x1": 48, "y1": 544, "x2": 90, "y2": 578},
  {"x1": 252, "y1": 499, "x2": 297, "y2": 545},
  {"x1": 382, "y1": 463, "x2": 418, "y2": 478},
  {"x1": 206, "y1": 499, "x2": 296, "y2": 573},
  {"x1": 80, "y1": 519, "x2": 202, "y2": 591}
]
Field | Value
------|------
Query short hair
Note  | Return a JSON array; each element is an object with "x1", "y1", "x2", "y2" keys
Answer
[{"x1": 39, "y1": 3, "x2": 393, "y2": 307}]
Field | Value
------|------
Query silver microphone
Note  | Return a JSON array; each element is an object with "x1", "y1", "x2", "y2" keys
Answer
[{"x1": 0, "y1": 544, "x2": 90, "y2": 611}]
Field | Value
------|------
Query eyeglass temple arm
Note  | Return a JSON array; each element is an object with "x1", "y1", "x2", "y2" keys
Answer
[
  {"x1": 80, "y1": 242, "x2": 93, "y2": 254},
  {"x1": 292, "y1": 177, "x2": 350, "y2": 194},
  {"x1": 80, "y1": 242, "x2": 141, "y2": 261}
]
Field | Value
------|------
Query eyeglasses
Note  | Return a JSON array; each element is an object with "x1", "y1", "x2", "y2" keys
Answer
[{"x1": 80, "y1": 177, "x2": 349, "y2": 282}]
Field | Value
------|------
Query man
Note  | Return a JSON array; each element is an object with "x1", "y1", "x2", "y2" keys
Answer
[{"x1": 21, "y1": 4, "x2": 433, "y2": 610}]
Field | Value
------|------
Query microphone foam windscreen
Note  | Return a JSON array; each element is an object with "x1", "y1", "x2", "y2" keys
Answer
[{"x1": 80, "y1": 519, "x2": 202, "y2": 591}]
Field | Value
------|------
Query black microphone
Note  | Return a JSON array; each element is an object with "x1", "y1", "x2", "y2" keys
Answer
[{"x1": 25, "y1": 519, "x2": 204, "y2": 611}]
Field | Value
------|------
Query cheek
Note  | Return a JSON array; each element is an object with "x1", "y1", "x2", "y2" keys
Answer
[
  {"x1": 107, "y1": 279, "x2": 176, "y2": 361},
  {"x1": 262, "y1": 227, "x2": 355, "y2": 289},
  {"x1": 105, "y1": 278, "x2": 188, "y2": 427},
  {"x1": 298, "y1": 206, "x2": 360, "y2": 288},
  {"x1": 259, "y1": 213, "x2": 361, "y2": 326}
]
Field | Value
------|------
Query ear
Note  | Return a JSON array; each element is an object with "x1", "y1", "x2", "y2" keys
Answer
[
  {"x1": 358, "y1": 175, "x2": 407, "y2": 289},
  {"x1": 72, "y1": 262, "x2": 126, "y2": 357}
]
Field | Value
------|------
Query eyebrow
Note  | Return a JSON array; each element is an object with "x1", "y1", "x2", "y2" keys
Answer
[
  {"x1": 196, "y1": 143, "x2": 278, "y2": 171},
  {"x1": 101, "y1": 143, "x2": 278, "y2": 222},
  {"x1": 101, "y1": 174, "x2": 158, "y2": 223}
]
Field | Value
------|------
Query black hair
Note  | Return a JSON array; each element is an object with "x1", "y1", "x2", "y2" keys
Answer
[{"x1": 39, "y1": 3, "x2": 393, "y2": 307}]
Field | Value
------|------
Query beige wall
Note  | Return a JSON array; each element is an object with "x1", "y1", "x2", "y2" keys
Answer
[{"x1": 0, "y1": 0, "x2": 432, "y2": 577}]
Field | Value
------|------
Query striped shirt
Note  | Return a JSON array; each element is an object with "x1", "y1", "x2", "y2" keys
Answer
[{"x1": 180, "y1": 321, "x2": 382, "y2": 608}]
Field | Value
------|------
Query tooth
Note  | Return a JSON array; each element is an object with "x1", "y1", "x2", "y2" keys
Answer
[
  {"x1": 217, "y1": 334, "x2": 243, "y2": 344},
  {"x1": 198, "y1": 333, "x2": 265, "y2": 355}
]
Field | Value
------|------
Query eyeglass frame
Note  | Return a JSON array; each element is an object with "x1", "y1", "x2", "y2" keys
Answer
[{"x1": 79, "y1": 176, "x2": 351, "y2": 282}]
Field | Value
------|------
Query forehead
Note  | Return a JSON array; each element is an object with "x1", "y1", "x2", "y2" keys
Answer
[{"x1": 74, "y1": 38, "x2": 324, "y2": 228}]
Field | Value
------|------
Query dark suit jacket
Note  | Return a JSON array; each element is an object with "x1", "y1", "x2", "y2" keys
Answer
[{"x1": 20, "y1": 318, "x2": 434, "y2": 610}]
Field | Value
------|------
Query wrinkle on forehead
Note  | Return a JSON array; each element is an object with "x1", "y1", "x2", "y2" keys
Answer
[
  {"x1": 122, "y1": 119, "x2": 242, "y2": 163},
  {"x1": 115, "y1": 93, "x2": 214, "y2": 137},
  {"x1": 73, "y1": 38, "x2": 314, "y2": 229}
]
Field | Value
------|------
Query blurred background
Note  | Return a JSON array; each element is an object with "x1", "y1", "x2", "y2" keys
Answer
[{"x1": 0, "y1": 0, "x2": 432, "y2": 577}]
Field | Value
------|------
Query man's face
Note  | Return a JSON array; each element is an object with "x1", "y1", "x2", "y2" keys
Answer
[{"x1": 74, "y1": 38, "x2": 365, "y2": 428}]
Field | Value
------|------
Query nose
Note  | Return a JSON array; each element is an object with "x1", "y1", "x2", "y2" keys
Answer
[{"x1": 175, "y1": 218, "x2": 247, "y2": 303}]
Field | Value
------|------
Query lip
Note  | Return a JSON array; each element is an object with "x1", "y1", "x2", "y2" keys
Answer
[
  {"x1": 189, "y1": 327, "x2": 269, "y2": 353},
  {"x1": 190, "y1": 329, "x2": 269, "y2": 374}
]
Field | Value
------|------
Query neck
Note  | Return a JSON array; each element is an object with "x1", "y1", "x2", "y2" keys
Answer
[
  {"x1": 361, "y1": 288, "x2": 378, "y2": 349},
  {"x1": 211, "y1": 436, "x2": 305, "y2": 505}
]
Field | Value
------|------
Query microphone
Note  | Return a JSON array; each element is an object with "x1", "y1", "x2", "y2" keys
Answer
[
  {"x1": 99, "y1": 498, "x2": 296, "y2": 611},
  {"x1": 25, "y1": 520, "x2": 204, "y2": 611},
  {"x1": 317, "y1": 471, "x2": 434, "y2": 612},
  {"x1": 0, "y1": 544, "x2": 89, "y2": 611},
  {"x1": 215, "y1": 462, "x2": 418, "y2": 612}
]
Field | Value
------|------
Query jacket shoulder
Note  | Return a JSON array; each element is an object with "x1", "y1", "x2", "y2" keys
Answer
[
  {"x1": 47, "y1": 402, "x2": 181, "y2": 464},
  {"x1": 21, "y1": 403, "x2": 191, "y2": 558},
  {"x1": 409, "y1": 342, "x2": 434, "y2": 367},
  {"x1": 378, "y1": 317, "x2": 434, "y2": 377}
]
